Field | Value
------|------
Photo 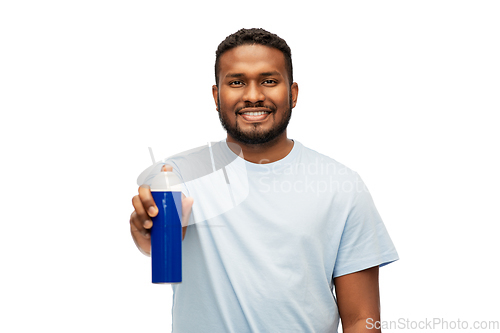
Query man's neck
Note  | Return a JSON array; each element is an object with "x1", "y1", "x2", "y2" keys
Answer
[{"x1": 226, "y1": 133, "x2": 294, "y2": 164}]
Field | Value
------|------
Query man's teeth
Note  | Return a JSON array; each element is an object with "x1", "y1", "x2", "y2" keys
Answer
[{"x1": 242, "y1": 111, "x2": 269, "y2": 115}]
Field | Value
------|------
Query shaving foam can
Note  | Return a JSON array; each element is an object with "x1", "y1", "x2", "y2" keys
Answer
[{"x1": 150, "y1": 170, "x2": 183, "y2": 284}]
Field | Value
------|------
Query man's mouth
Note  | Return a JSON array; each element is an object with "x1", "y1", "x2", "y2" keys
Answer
[{"x1": 237, "y1": 108, "x2": 273, "y2": 122}]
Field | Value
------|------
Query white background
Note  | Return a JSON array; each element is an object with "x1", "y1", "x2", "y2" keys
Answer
[{"x1": 1, "y1": 1, "x2": 499, "y2": 332}]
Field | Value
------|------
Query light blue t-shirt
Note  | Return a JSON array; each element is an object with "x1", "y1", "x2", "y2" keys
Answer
[{"x1": 140, "y1": 139, "x2": 399, "y2": 333}]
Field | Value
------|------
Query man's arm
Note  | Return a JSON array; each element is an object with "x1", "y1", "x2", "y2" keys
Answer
[{"x1": 334, "y1": 266, "x2": 381, "y2": 333}]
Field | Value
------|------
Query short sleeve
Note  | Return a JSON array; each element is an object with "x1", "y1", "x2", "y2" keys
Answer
[{"x1": 332, "y1": 173, "x2": 399, "y2": 278}]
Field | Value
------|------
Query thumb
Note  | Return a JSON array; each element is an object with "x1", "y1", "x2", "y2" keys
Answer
[{"x1": 181, "y1": 194, "x2": 194, "y2": 228}]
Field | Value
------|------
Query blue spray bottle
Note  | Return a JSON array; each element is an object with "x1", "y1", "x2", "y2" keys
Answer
[{"x1": 149, "y1": 170, "x2": 183, "y2": 284}]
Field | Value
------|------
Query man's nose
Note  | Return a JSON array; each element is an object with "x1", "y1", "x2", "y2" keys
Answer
[{"x1": 243, "y1": 82, "x2": 265, "y2": 104}]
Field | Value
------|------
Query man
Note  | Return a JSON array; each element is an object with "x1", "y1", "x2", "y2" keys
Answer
[{"x1": 130, "y1": 28, "x2": 398, "y2": 332}]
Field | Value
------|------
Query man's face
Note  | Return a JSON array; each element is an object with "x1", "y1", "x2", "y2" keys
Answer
[{"x1": 213, "y1": 44, "x2": 298, "y2": 145}]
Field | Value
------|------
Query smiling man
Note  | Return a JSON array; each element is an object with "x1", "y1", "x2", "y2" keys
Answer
[
  {"x1": 131, "y1": 28, "x2": 399, "y2": 333},
  {"x1": 214, "y1": 42, "x2": 297, "y2": 148}
]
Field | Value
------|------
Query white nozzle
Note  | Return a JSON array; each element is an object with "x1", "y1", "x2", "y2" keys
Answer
[{"x1": 150, "y1": 171, "x2": 182, "y2": 192}]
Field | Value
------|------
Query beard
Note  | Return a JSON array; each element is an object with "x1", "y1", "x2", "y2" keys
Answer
[{"x1": 217, "y1": 93, "x2": 293, "y2": 145}]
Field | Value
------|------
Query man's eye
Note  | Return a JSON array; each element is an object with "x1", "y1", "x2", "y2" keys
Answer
[
  {"x1": 230, "y1": 81, "x2": 243, "y2": 86},
  {"x1": 263, "y1": 79, "x2": 277, "y2": 85}
]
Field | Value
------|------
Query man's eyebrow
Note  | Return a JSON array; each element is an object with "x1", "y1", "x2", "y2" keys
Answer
[
  {"x1": 260, "y1": 71, "x2": 282, "y2": 77},
  {"x1": 224, "y1": 71, "x2": 283, "y2": 78},
  {"x1": 225, "y1": 73, "x2": 244, "y2": 78}
]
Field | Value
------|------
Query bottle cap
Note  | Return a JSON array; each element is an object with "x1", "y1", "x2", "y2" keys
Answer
[{"x1": 150, "y1": 171, "x2": 183, "y2": 192}]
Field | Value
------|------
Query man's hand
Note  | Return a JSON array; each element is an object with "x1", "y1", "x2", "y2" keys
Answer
[
  {"x1": 335, "y1": 266, "x2": 381, "y2": 333},
  {"x1": 130, "y1": 164, "x2": 194, "y2": 256}
]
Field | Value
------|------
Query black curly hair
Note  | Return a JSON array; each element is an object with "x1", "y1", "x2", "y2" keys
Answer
[{"x1": 215, "y1": 28, "x2": 293, "y2": 87}]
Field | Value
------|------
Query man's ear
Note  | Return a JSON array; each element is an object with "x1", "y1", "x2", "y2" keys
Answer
[
  {"x1": 212, "y1": 85, "x2": 219, "y2": 111},
  {"x1": 291, "y1": 82, "x2": 299, "y2": 109}
]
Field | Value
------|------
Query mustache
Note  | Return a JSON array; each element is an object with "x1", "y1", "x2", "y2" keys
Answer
[{"x1": 235, "y1": 103, "x2": 277, "y2": 114}]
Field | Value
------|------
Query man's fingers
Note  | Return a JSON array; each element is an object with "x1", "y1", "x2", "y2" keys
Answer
[
  {"x1": 181, "y1": 196, "x2": 194, "y2": 228},
  {"x1": 132, "y1": 194, "x2": 153, "y2": 229},
  {"x1": 180, "y1": 193, "x2": 193, "y2": 241},
  {"x1": 138, "y1": 184, "x2": 158, "y2": 217},
  {"x1": 130, "y1": 211, "x2": 150, "y2": 239},
  {"x1": 161, "y1": 164, "x2": 173, "y2": 172},
  {"x1": 130, "y1": 213, "x2": 151, "y2": 256},
  {"x1": 131, "y1": 164, "x2": 174, "y2": 256}
]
